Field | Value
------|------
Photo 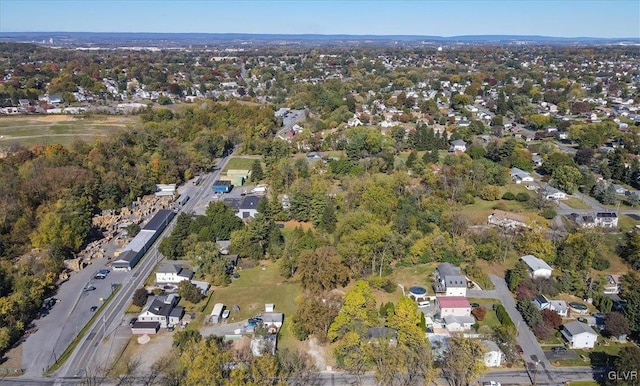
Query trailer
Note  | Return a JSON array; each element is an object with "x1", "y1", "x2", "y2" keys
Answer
[
  {"x1": 176, "y1": 194, "x2": 190, "y2": 206},
  {"x1": 211, "y1": 303, "x2": 225, "y2": 324},
  {"x1": 193, "y1": 176, "x2": 202, "y2": 186}
]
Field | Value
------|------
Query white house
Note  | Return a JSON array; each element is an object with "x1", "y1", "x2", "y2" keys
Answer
[
  {"x1": 510, "y1": 167, "x2": 534, "y2": 184},
  {"x1": 561, "y1": 321, "x2": 598, "y2": 349},
  {"x1": 483, "y1": 340, "x2": 504, "y2": 367},
  {"x1": 533, "y1": 295, "x2": 569, "y2": 317},
  {"x1": 155, "y1": 264, "x2": 194, "y2": 284},
  {"x1": 138, "y1": 294, "x2": 183, "y2": 328},
  {"x1": 434, "y1": 263, "x2": 467, "y2": 297},
  {"x1": 542, "y1": 186, "x2": 567, "y2": 201},
  {"x1": 520, "y1": 255, "x2": 553, "y2": 279},
  {"x1": 449, "y1": 139, "x2": 467, "y2": 153},
  {"x1": 437, "y1": 296, "x2": 471, "y2": 318},
  {"x1": 595, "y1": 212, "x2": 618, "y2": 228}
]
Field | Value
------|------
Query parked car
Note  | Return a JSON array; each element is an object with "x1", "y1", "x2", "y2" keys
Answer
[
  {"x1": 516, "y1": 345, "x2": 524, "y2": 355},
  {"x1": 129, "y1": 318, "x2": 137, "y2": 326},
  {"x1": 470, "y1": 302, "x2": 480, "y2": 308},
  {"x1": 551, "y1": 346, "x2": 567, "y2": 353},
  {"x1": 83, "y1": 286, "x2": 96, "y2": 292},
  {"x1": 90, "y1": 306, "x2": 98, "y2": 312},
  {"x1": 482, "y1": 382, "x2": 501, "y2": 386}
]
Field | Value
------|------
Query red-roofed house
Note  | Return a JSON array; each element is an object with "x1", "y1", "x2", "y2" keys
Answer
[{"x1": 436, "y1": 296, "x2": 471, "y2": 317}]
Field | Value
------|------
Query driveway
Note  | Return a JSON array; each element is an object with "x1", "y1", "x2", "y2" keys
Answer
[{"x1": 468, "y1": 275, "x2": 553, "y2": 382}]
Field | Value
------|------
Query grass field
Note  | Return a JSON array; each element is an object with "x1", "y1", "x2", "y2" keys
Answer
[
  {"x1": 0, "y1": 115, "x2": 138, "y2": 147},
  {"x1": 462, "y1": 184, "x2": 537, "y2": 225},
  {"x1": 565, "y1": 196, "x2": 592, "y2": 210},
  {"x1": 223, "y1": 156, "x2": 261, "y2": 172},
  {"x1": 206, "y1": 260, "x2": 302, "y2": 342},
  {"x1": 553, "y1": 341, "x2": 631, "y2": 367}
]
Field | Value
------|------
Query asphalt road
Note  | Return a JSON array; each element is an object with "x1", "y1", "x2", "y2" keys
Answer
[
  {"x1": 54, "y1": 153, "x2": 234, "y2": 379},
  {"x1": 276, "y1": 109, "x2": 305, "y2": 139},
  {"x1": 467, "y1": 275, "x2": 552, "y2": 379}
]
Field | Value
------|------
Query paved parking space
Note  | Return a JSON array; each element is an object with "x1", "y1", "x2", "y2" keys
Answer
[{"x1": 545, "y1": 349, "x2": 579, "y2": 361}]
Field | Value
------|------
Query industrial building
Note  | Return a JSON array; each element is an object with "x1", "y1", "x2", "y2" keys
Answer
[
  {"x1": 112, "y1": 209, "x2": 175, "y2": 271},
  {"x1": 212, "y1": 180, "x2": 233, "y2": 193}
]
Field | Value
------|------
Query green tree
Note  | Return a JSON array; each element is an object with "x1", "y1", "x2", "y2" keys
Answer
[
  {"x1": 132, "y1": 287, "x2": 148, "y2": 307},
  {"x1": 178, "y1": 280, "x2": 204, "y2": 304},
  {"x1": 551, "y1": 165, "x2": 582, "y2": 194},
  {"x1": 250, "y1": 160, "x2": 264, "y2": 182}
]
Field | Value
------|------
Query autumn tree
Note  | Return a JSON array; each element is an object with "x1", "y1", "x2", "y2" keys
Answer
[
  {"x1": 471, "y1": 306, "x2": 487, "y2": 321},
  {"x1": 604, "y1": 312, "x2": 631, "y2": 338},
  {"x1": 291, "y1": 292, "x2": 341, "y2": 343},
  {"x1": 328, "y1": 280, "x2": 377, "y2": 342},
  {"x1": 297, "y1": 247, "x2": 349, "y2": 293},
  {"x1": 440, "y1": 335, "x2": 487, "y2": 386}
]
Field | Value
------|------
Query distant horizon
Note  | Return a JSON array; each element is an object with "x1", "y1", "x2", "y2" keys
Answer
[
  {"x1": 2, "y1": 31, "x2": 639, "y2": 41},
  {"x1": 1, "y1": 1, "x2": 639, "y2": 39}
]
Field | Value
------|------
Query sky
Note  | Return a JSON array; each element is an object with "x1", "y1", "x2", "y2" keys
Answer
[{"x1": 1, "y1": 0, "x2": 639, "y2": 38}]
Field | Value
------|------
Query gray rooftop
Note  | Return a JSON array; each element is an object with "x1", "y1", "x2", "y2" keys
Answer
[
  {"x1": 520, "y1": 255, "x2": 553, "y2": 272},
  {"x1": 563, "y1": 320, "x2": 597, "y2": 337}
]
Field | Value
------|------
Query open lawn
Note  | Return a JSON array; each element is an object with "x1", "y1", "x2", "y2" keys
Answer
[
  {"x1": 618, "y1": 214, "x2": 638, "y2": 232},
  {"x1": 0, "y1": 115, "x2": 138, "y2": 148},
  {"x1": 223, "y1": 156, "x2": 260, "y2": 172},
  {"x1": 206, "y1": 261, "x2": 302, "y2": 351},
  {"x1": 207, "y1": 260, "x2": 301, "y2": 322},
  {"x1": 462, "y1": 184, "x2": 540, "y2": 225},
  {"x1": 552, "y1": 341, "x2": 632, "y2": 367},
  {"x1": 477, "y1": 308, "x2": 500, "y2": 328},
  {"x1": 565, "y1": 196, "x2": 592, "y2": 210}
]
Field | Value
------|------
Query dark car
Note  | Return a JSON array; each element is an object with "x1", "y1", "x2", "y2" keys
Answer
[
  {"x1": 551, "y1": 346, "x2": 567, "y2": 353},
  {"x1": 516, "y1": 345, "x2": 524, "y2": 355},
  {"x1": 129, "y1": 317, "x2": 137, "y2": 326},
  {"x1": 90, "y1": 306, "x2": 98, "y2": 312},
  {"x1": 470, "y1": 302, "x2": 480, "y2": 308},
  {"x1": 83, "y1": 286, "x2": 96, "y2": 292}
]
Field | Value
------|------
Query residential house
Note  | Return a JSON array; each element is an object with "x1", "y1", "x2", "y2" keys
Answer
[
  {"x1": 449, "y1": 139, "x2": 467, "y2": 153},
  {"x1": 603, "y1": 274, "x2": 620, "y2": 295},
  {"x1": 483, "y1": 340, "x2": 504, "y2": 367},
  {"x1": 532, "y1": 154, "x2": 543, "y2": 167},
  {"x1": 487, "y1": 209, "x2": 529, "y2": 230},
  {"x1": 155, "y1": 264, "x2": 194, "y2": 284},
  {"x1": 520, "y1": 255, "x2": 553, "y2": 279},
  {"x1": 138, "y1": 294, "x2": 183, "y2": 328},
  {"x1": 223, "y1": 195, "x2": 263, "y2": 220},
  {"x1": 533, "y1": 295, "x2": 569, "y2": 317},
  {"x1": 510, "y1": 167, "x2": 534, "y2": 184},
  {"x1": 437, "y1": 296, "x2": 475, "y2": 332},
  {"x1": 561, "y1": 321, "x2": 598, "y2": 349},
  {"x1": 433, "y1": 263, "x2": 468, "y2": 297},
  {"x1": 542, "y1": 186, "x2": 567, "y2": 201},
  {"x1": 262, "y1": 313, "x2": 284, "y2": 332},
  {"x1": 595, "y1": 212, "x2": 618, "y2": 228}
]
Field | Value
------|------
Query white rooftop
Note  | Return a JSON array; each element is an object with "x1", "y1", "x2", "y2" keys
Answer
[{"x1": 520, "y1": 254, "x2": 553, "y2": 272}]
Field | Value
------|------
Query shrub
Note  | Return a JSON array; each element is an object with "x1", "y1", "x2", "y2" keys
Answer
[
  {"x1": 541, "y1": 207, "x2": 557, "y2": 219},
  {"x1": 515, "y1": 192, "x2": 530, "y2": 202},
  {"x1": 471, "y1": 306, "x2": 487, "y2": 321},
  {"x1": 502, "y1": 192, "x2": 516, "y2": 200},
  {"x1": 592, "y1": 257, "x2": 610, "y2": 271},
  {"x1": 480, "y1": 185, "x2": 502, "y2": 201}
]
